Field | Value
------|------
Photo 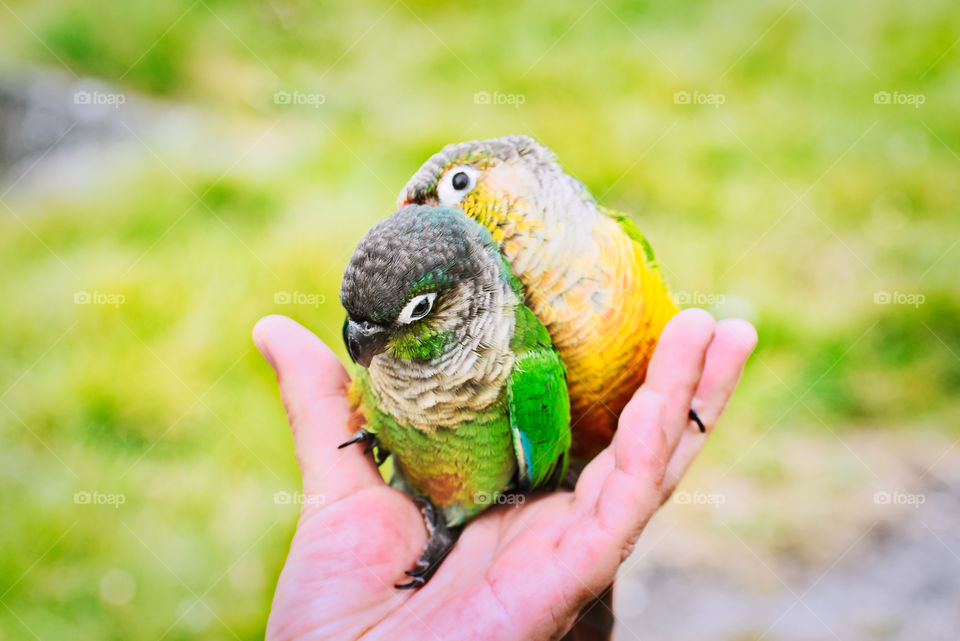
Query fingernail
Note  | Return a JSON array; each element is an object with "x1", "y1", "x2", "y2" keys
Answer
[{"x1": 253, "y1": 332, "x2": 276, "y2": 370}]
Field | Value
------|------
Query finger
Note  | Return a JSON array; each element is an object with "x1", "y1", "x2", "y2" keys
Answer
[
  {"x1": 563, "y1": 389, "x2": 667, "y2": 561},
  {"x1": 570, "y1": 308, "x2": 715, "y2": 512},
  {"x1": 661, "y1": 319, "x2": 757, "y2": 496},
  {"x1": 643, "y1": 308, "x2": 716, "y2": 453},
  {"x1": 594, "y1": 390, "x2": 668, "y2": 534},
  {"x1": 253, "y1": 315, "x2": 382, "y2": 499}
]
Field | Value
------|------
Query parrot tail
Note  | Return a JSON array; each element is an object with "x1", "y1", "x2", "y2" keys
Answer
[{"x1": 561, "y1": 583, "x2": 615, "y2": 641}]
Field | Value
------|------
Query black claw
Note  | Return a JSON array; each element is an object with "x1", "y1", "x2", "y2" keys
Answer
[
  {"x1": 403, "y1": 563, "x2": 429, "y2": 577},
  {"x1": 395, "y1": 576, "x2": 426, "y2": 589},
  {"x1": 338, "y1": 428, "x2": 376, "y2": 449},
  {"x1": 689, "y1": 408, "x2": 706, "y2": 433},
  {"x1": 339, "y1": 429, "x2": 392, "y2": 466},
  {"x1": 394, "y1": 497, "x2": 461, "y2": 589}
]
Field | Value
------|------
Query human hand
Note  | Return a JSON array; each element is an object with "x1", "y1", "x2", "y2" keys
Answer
[{"x1": 253, "y1": 309, "x2": 756, "y2": 640}]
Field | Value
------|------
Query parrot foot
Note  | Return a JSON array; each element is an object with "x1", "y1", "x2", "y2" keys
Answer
[
  {"x1": 337, "y1": 429, "x2": 391, "y2": 466},
  {"x1": 688, "y1": 409, "x2": 706, "y2": 433},
  {"x1": 395, "y1": 497, "x2": 461, "y2": 589}
]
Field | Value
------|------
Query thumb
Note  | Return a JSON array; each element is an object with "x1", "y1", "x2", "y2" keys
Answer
[{"x1": 253, "y1": 315, "x2": 381, "y2": 500}]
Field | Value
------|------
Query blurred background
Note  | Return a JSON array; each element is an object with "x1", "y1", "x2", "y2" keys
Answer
[{"x1": 1, "y1": 0, "x2": 958, "y2": 639}]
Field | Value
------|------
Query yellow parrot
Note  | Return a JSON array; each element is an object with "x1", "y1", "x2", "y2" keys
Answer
[{"x1": 398, "y1": 135, "x2": 701, "y2": 461}]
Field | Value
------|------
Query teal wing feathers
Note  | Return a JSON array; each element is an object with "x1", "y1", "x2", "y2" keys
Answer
[{"x1": 506, "y1": 305, "x2": 571, "y2": 490}]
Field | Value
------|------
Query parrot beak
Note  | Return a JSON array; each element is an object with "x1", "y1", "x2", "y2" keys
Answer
[{"x1": 345, "y1": 319, "x2": 389, "y2": 368}]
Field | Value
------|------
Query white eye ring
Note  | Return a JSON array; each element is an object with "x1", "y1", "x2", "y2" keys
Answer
[
  {"x1": 397, "y1": 292, "x2": 437, "y2": 324},
  {"x1": 436, "y1": 165, "x2": 479, "y2": 207}
]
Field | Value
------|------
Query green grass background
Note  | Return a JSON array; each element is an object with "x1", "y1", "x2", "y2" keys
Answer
[{"x1": 1, "y1": 0, "x2": 958, "y2": 638}]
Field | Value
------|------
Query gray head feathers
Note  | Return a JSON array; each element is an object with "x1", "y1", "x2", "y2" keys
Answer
[
  {"x1": 399, "y1": 135, "x2": 561, "y2": 205},
  {"x1": 340, "y1": 206, "x2": 520, "y2": 428},
  {"x1": 340, "y1": 205, "x2": 499, "y2": 325}
]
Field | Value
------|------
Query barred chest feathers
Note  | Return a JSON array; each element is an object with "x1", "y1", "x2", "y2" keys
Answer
[{"x1": 366, "y1": 258, "x2": 518, "y2": 432}]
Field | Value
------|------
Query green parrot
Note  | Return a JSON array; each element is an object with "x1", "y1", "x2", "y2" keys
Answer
[{"x1": 339, "y1": 204, "x2": 571, "y2": 588}]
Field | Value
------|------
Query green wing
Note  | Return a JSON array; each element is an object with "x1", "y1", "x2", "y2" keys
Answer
[
  {"x1": 601, "y1": 206, "x2": 660, "y2": 270},
  {"x1": 506, "y1": 305, "x2": 571, "y2": 490}
]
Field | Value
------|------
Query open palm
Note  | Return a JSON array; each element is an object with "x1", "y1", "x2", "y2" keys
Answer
[{"x1": 253, "y1": 309, "x2": 756, "y2": 640}]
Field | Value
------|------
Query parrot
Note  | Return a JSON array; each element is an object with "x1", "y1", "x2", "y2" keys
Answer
[
  {"x1": 397, "y1": 135, "x2": 704, "y2": 462},
  {"x1": 339, "y1": 204, "x2": 572, "y2": 588}
]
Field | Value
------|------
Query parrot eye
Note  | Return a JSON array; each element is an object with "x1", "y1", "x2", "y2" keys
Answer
[
  {"x1": 437, "y1": 165, "x2": 479, "y2": 207},
  {"x1": 452, "y1": 171, "x2": 470, "y2": 190},
  {"x1": 397, "y1": 292, "x2": 437, "y2": 324}
]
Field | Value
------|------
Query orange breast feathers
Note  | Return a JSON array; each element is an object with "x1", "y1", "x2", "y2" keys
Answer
[{"x1": 516, "y1": 215, "x2": 678, "y2": 460}]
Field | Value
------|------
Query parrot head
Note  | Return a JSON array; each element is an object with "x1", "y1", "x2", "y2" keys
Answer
[
  {"x1": 340, "y1": 205, "x2": 510, "y2": 368},
  {"x1": 398, "y1": 135, "x2": 587, "y2": 243}
]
